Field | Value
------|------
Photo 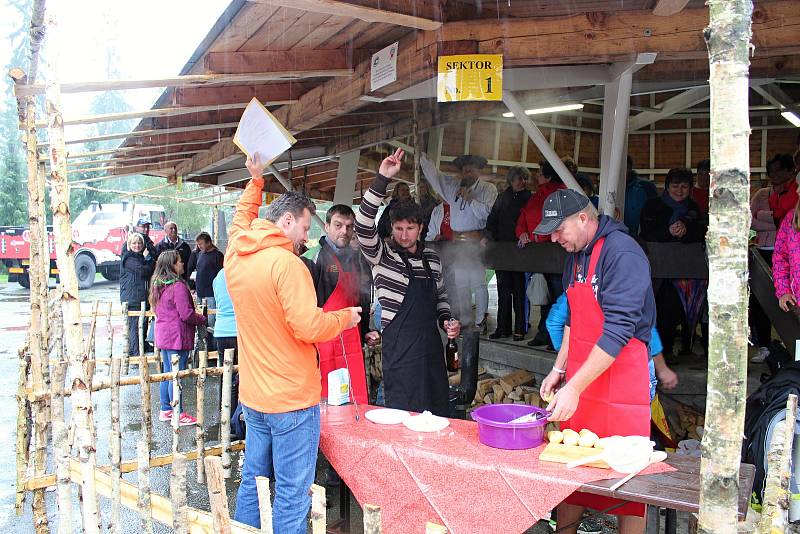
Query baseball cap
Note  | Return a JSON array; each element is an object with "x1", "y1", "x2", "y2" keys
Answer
[
  {"x1": 533, "y1": 189, "x2": 590, "y2": 235},
  {"x1": 136, "y1": 217, "x2": 152, "y2": 226}
]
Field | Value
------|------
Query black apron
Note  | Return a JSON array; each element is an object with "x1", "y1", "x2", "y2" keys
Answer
[{"x1": 381, "y1": 251, "x2": 449, "y2": 417}]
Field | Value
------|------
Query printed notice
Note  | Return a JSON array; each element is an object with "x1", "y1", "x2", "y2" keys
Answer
[
  {"x1": 370, "y1": 42, "x2": 398, "y2": 92},
  {"x1": 437, "y1": 54, "x2": 503, "y2": 102},
  {"x1": 233, "y1": 98, "x2": 296, "y2": 166}
]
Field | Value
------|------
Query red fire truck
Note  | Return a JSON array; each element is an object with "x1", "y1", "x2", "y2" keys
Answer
[{"x1": 0, "y1": 201, "x2": 166, "y2": 289}]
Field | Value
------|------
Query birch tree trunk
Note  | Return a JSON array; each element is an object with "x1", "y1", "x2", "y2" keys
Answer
[
  {"x1": 759, "y1": 394, "x2": 798, "y2": 533},
  {"x1": 698, "y1": 1, "x2": 753, "y2": 533},
  {"x1": 44, "y1": 9, "x2": 99, "y2": 533}
]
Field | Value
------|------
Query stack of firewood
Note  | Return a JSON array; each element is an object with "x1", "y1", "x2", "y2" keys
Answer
[{"x1": 472, "y1": 370, "x2": 545, "y2": 408}]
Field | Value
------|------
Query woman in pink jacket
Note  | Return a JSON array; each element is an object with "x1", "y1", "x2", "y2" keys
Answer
[
  {"x1": 150, "y1": 250, "x2": 207, "y2": 425},
  {"x1": 774, "y1": 197, "x2": 800, "y2": 315}
]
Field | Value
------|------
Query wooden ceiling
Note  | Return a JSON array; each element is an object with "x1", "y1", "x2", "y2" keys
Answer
[{"x1": 105, "y1": 0, "x2": 800, "y2": 200}]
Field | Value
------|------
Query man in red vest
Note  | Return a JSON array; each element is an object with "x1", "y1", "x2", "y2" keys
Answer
[{"x1": 304, "y1": 204, "x2": 371, "y2": 404}]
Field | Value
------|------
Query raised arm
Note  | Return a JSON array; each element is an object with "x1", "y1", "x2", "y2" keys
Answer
[
  {"x1": 355, "y1": 148, "x2": 405, "y2": 265},
  {"x1": 420, "y1": 153, "x2": 459, "y2": 204},
  {"x1": 230, "y1": 156, "x2": 264, "y2": 243}
]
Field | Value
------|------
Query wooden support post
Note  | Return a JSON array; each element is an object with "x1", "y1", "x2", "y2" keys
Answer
[
  {"x1": 197, "y1": 299, "x2": 208, "y2": 356},
  {"x1": 759, "y1": 394, "x2": 798, "y2": 533},
  {"x1": 221, "y1": 348, "x2": 234, "y2": 478},
  {"x1": 109, "y1": 348, "x2": 122, "y2": 533},
  {"x1": 139, "y1": 301, "x2": 152, "y2": 446},
  {"x1": 15, "y1": 351, "x2": 30, "y2": 515},
  {"x1": 205, "y1": 456, "x2": 232, "y2": 534},
  {"x1": 85, "y1": 300, "x2": 99, "y2": 380},
  {"x1": 697, "y1": 1, "x2": 754, "y2": 533},
  {"x1": 412, "y1": 100, "x2": 420, "y2": 195},
  {"x1": 171, "y1": 353, "x2": 181, "y2": 453},
  {"x1": 196, "y1": 350, "x2": 207, "y2": 484},
  {"x1": 256, "y1": 476, "x2": 273, "y2": 534},
  {"x1": 310, "y1": 484, "x2": 326, "y2": 534},
  {"x1": 121, "y1": 302, "x2": 130, "y2": 374},
  {"x1": 363, "y1": 504, "x2": 382, "y2": 534},
  {"x1": 49, "y1": 316, "x2": 71, "y2": 534},
  {"x1": 170, "y1": 453, "x2": 189, "y2": 534},
  {"x1": 137, "y1": 440, "x2": 153, "y2": 534}
]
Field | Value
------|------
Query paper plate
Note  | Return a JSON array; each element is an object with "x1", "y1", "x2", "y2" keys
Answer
[
  {"x1": 364, "y1": 408, "x2": 410, "y2": 425},
  {"x1": 402, "y1": 412, "x2": 450, "y2": 433}
]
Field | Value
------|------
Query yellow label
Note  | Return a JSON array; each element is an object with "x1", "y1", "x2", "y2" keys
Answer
[
  {"x1": 339, "y1": 383, "x2": 349, "y2": 394},
  {"x1": 437, "y1": 54, "x2": 503, "y2": 102}
]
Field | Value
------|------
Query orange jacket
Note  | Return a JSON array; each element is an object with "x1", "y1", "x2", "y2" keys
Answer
[{"x1": 225, "y1": 177, "x2": 350, "y2": 413}]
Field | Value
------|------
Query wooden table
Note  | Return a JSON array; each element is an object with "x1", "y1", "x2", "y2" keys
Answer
[{"x1": 334, "y1": 455, "x2": 755, "y2": 534}]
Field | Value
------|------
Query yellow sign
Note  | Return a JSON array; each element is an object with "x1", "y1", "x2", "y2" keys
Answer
[{"x1": 437, "y1": 54, "x2": 503, "y2": 102}]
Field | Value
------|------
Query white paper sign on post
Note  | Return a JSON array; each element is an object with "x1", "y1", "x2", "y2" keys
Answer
[
  {"x1": 233, "y1": 98, "x2": 297, "y2": 166},
  {"x1": 370, "y1": 41, "x2": 398, "y2": 92}
]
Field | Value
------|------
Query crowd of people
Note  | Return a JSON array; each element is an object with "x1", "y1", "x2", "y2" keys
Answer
[{"x1": 118, "y1": 142, "x2": 800, "y2": 533}]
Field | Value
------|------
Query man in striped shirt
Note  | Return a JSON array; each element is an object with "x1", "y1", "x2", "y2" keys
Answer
[{"x1": 355, "y1": 149, "x2": 461, "y2": 416}]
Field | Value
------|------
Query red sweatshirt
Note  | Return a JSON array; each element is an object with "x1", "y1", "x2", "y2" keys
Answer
[{"x1": 516, "y1": 181, "x2": 567, "y2": 242}]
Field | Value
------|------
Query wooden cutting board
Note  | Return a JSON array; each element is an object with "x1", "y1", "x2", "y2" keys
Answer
[{"x1": 539, "y1": 442, "x2": 610, "y2": 469}]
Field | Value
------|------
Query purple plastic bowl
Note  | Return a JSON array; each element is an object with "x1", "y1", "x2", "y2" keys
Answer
[{"x1": 470, "y1": 404, "x2": 548, "y2": 450}]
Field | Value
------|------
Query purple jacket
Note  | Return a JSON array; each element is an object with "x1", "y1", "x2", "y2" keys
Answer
[
  {"x1": 774, "y1": 213, "x2": 800, "y2": 302},
  {"x1": 154, "y1": 280, "x2": 206, "y2": 351}
]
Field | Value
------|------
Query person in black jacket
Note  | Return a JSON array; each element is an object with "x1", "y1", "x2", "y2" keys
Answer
[
  {"x1": 483, "y1": 166, "x2": 531, "y2": 340},
  {"x1": 186, "y1": 232, "x2": 225, "y2": 303},
  {"x1": 640, "y1": 168, "x2": 709, "y2": 360},
  {"x1": 120, "y1": 232, "x2": 155, "y2": 356},
  {"x1": 155, "y1": 221, "x2": 192, "y2": 280},
  {"x1": 122, "y1": 217, "x2": 158, "y2": 256}
]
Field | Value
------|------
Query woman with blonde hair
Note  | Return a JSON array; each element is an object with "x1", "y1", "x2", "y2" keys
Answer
[
  {"x1": 774, "y1": 197, "x2": 800, "y2": 316},
  {"x1": 150, "y1": 250, "x2": 206, "y2": 425},
  {"x1": 120, "y1": 232, "x2": 154, "y2": 356}
]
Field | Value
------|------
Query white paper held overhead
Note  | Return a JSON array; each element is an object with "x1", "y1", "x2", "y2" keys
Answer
[{"x1": 233, "y1": 98, "x2": 297, "y2": 167}]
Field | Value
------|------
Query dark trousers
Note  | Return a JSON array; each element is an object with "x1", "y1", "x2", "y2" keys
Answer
[
  {"x1": 495, "y1": 270, "x2": 527, "y2": 335},
  {"x1": 749, "y1": 249, "x2": 774, "y2": 348},
  {"x1": 655, "y1": 281, "x2": 693, "y2": 355},
  {"x1": 126, "y1": 301, "x2": 149, "y2": 356},
  {"x1": 535, "y1": 273, "x2": 565, "y2": 340},
  {"x1": 215, "y1": 336, "x2": 239, "y2": 420}
]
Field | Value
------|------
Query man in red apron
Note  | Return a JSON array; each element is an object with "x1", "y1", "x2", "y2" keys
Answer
[
  {"x1": 304, "y1": 205, "x2": 372, "y2": 404},
  {"x1": 536, "y1": 189, "x2": 656, "y2": 534}
]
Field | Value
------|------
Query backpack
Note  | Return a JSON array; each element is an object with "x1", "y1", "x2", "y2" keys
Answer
[{"x1": 743, "y1": 361, "x2": 800, "y2": 504}]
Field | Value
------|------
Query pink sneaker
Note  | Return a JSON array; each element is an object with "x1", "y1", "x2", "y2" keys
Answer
[
  {"x1": 158, "y1": 410, "x2": 173, "y2": 422},
  {"x1": 178, "y1": 413, "x2": 197, "y2": 426}
]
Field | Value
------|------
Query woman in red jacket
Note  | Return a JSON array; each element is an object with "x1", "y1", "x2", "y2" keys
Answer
[{"x1": 516, "y1": 161, "x2": 568, "y2": 347}]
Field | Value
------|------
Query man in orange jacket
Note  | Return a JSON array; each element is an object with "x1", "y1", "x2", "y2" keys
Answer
[{"x1": 227, "y1": 156, "x2": 361, "y2": 532}]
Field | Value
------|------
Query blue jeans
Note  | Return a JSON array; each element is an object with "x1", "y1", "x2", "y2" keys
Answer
[
  {"x1": 159, "y1": 349, "x2": 190, "y2": 412},
  {"x1": 234, "y1": 404, "x2": 320, "y2": 532}
]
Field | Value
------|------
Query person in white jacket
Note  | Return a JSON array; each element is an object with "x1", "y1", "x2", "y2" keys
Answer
[{"x1": 421, "y1": 153, "x2": 497, "y2": 331}]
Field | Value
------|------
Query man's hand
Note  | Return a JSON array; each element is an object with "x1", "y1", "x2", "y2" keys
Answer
[
  {"x1": 379, "y1": 148, "x2": 404, "y2": 179},
  {"x1": 669, "y1": 220, "x2": 687, "y2": 238},
  {"x1": 779, "y1": 293, "x2": 798, "y2": 312},
  {"x1": 656, "y1": 364, "x2": 679, "y2": 390},
  {"x1": 445, "y1": 319, "x2": 461, "y2": 339},
  {"x1": 539, "y1": 369, "x2": 563, "y2": 401},
  {"x1": 480, "y1": 237, "x2": 489, "y2": 247},
  {"x1": 365, "y1": 331, "x2": 380, "y2": 347},
  {"x1": 546, "y1": 383, "x2": 579, "y2": 421},
  {"x1": 517, "y1": 233, "x2": 531, "y2": 248},
  {"x1": 245, "y1": 155, "x2": 264, "y2": 180},
  {"x1": 345, "y1": 307, "x2": 362, "y2": 329}
]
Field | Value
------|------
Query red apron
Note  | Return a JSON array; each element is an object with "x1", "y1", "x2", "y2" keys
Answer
[
  {"x1": 316, "y1": 254, "x2": 369, "y2": 405},
  {"x1": 562, "y1": 237, "x2": 651, "y2": 517}
]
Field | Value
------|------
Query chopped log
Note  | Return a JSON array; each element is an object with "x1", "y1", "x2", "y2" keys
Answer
[
  {"x1": 121, "y1": 303, "x2": 130, "y2": 374},
  {"x1": 483, "y1": 394, "x2": 492, "y2": 405},
  {"x1": 171, "y1": 353, "x2": 181, "y2": 453},
  {"x1": 170, "y1": 453, "x2": 188, "y2": 534},
  {"x1": 14, "y1": 352, "x2": 30, "y2": 515},
  {"x1": 50, "y1": 343, "x2": 71, "y2": 534},
  {"x1": 502, "y1": 398, "x2": 514, "y2": 404},
  {"x1": 109, "y1": 350, "x2": 122, "y2": 533},
  {"x1": 205, "y1": 456, "x2": 232, "y2": 534},
  {"x1": 363, "y1": 504, "x2": 382, "y2": 534},
  {"x1": 758, "y1": 394, "x2": 798, "y2": 533},
  {"x1": 476, "y1": 378, "x2": 496, "y2": 400},
  {"x1": 499, "y1": 370, "x2": 535, "y2": 395},
  {"x1": 310, "y1": 484, "x2": 326, "y2": 534},
  {"x1": 255, "y1": 476, "x2": 273, "y2": 533},
  {"x1": 221, "y1": 348, "x2": 234, "y2": 478},
  {"x1": 492, "y1": 384, "x2": 506, "y2": 403},
  {"x1": 137, "y1": 441, "x2": 153, "y2": 534},
  {"x1": 196, "y1": 351, "x2": 207, "y2": 484}
]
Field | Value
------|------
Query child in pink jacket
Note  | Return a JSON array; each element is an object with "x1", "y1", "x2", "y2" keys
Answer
[{"x1": 774, "y1": 198, "x2": 800, "y2": 314}]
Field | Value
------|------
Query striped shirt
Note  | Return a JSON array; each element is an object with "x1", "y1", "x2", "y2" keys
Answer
[{"x1": 356, "y1": 173, "x2": 451, "y2": 330}]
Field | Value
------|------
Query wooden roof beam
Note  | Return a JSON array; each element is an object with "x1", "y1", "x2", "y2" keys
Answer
[
  {"x1": 171, "y1": 83, "x2": 310, "y2": 107},
  {"x1": 204, "y1": 50, "x2": 369, "y2": 74},
  {"x1": 652, "y1": 0, "x2": 691, "y2": 16},
  {"x1": 249, "y1": 0, "x2": 442, "y2": 31},
  {"x1": 13, "y1": 71, "x2": 354, "y2": 97}
]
